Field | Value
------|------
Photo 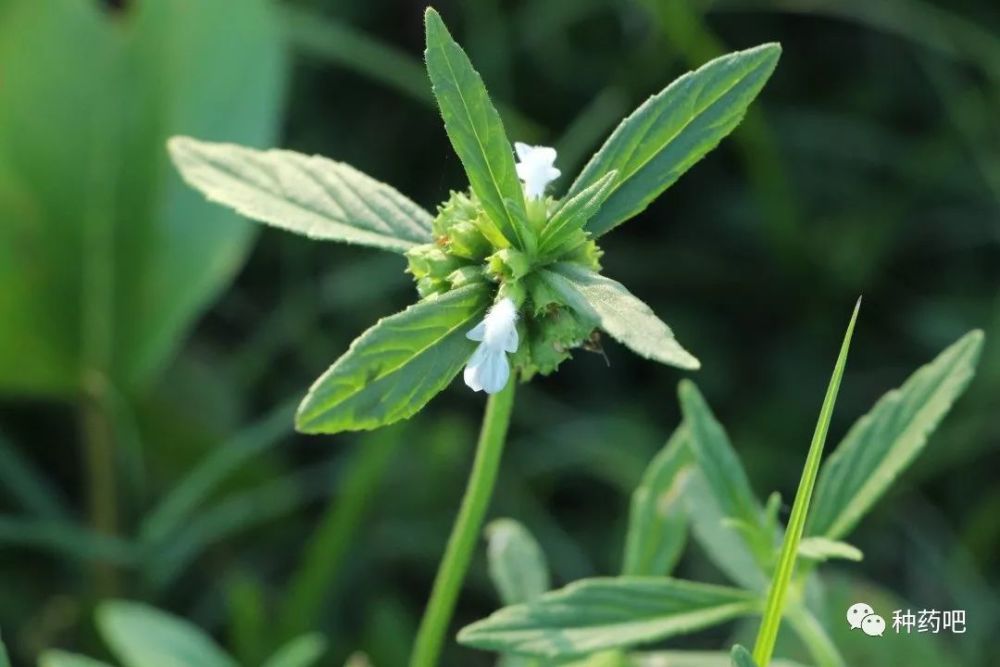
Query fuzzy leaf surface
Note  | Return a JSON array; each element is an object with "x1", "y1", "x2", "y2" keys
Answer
[
  {"x1": 459, "y1": 577, "x2": 756, "y2": 658},
  {"x1": 807, "y1": 330, "x2": 983, "y2": 539},
  {"x1": 541, "y1": 263, "x2": 699, "y2": 370},
  {"x1": 296, "y1": 285, "x2": 489, "y2": 434},
  {"x1": 169, "y1": 138, "x2": 433, "y2": 252},
  {"x1": 568, "y1": 44, "x2": 781, "y2": 237},
  {"x1": 424, "y1": 8, "x2": 530, "y2": 249}
]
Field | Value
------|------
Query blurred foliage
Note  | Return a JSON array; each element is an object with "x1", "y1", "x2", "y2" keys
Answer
[{"x1": 0, "y1": 0, "x2": 996, "y2": 666}]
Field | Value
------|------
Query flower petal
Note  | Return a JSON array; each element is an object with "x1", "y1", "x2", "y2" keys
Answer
[
  {"x1": 479, "y1": 350, "x2": 510, "y2": 394},
  {"x1": 466, "y1": 320, "x2": 487, "y2": 342}
]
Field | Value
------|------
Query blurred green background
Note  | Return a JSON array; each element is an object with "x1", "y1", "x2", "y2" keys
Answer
[{"x1": 0, "y1": 0, "x2": 996, "y2": 665}]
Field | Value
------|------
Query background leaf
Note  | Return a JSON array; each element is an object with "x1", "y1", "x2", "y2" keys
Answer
[
  {"x1": 39, "y1": 652, "x2": 114, "y2": 667},
  {"x1": 796, "y1": 537, "x2": 862, "y2": 562},
  {"x1": 424, "y1": 8, "x2": 531, "y2": 250},
  {"x1": 0, "y1": 0, "x2": 285, "y2": 395},
  {"x1": 261, "y1": 634, "x2": 327, "y2": 667},
  {"x1": 730, "y1": 645, "x2": 759, "y2": 667},
  {"x1": 168, "y1": 138, "x2": 433, "y2": 253},
  {"x1": 459, "y1": 577, "x2": 758, "y2": 658},
  {"x1": 567, "y1": 44, "x2": 781, "y2": 237},
  {"x1": 807, "y1": 330, "x2": 983, "y2": 539},
  {"x1": 541, "y1": 263, "x2": 700, "y2": 370},
  {"x1": 487, "y1": 519, "x2": 551, "y2": 605},
  {"x1": 97, "y1": 600, "x2": 237, "y2": 667},
  {"x1": 296, "y1": 284, "x2": 489, "y2": 433},
  {"x1": 622, "y1": 427, "x2": 692, "y2": 576}
]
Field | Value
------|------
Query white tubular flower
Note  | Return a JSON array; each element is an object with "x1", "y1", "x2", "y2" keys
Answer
[
  {"x1": 464, "y1": 297, "x2": 519, "y2": 394},
  {"x1": 514, "y1": 142, "x2": 560, "y2": 199}
]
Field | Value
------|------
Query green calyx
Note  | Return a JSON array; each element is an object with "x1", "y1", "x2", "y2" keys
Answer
[{"x1": 405, "y1": 189, "x2": 604, "y2": 378}]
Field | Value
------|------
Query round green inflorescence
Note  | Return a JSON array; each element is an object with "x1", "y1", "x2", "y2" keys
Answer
[{"x1": 405, "y1": 190, "x2": 604, "y2": 379}]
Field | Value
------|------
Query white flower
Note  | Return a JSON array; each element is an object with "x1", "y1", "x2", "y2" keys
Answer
[
  {"x1": 514, "y1": 142, "x2": 560, "y2": 199},
  {"x1": 464, "y1": 297, "x2": 519, "y2": 394}
]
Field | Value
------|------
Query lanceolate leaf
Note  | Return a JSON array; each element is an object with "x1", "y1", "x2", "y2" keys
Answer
[
  {"x1": 797, "y1": 537, "x2": 862, "y2": 562},
  {"x1": 424, "y1": 8, "x2": 531, "y2": 250},
  {"x1": 807, "y1": 329, "x2": 983, "y2": 540},
  {"x1": 97, "y1": 601, "x2": 237, "y2": 667},
  {"x1": 678, "y1": 381, "x2": 770, "y2": 584},
  {"x1": 261, "y1": 634, "x2": 327, "y2": 667},
  {"x1": 458, "y1": 577, "x2": 757, "y2": 659},
  {"x1": 541, "y1": 263, "x2": 700, "y2": 370},
  {"x1": 622, "y1": 427, "x2": 693, "y2": 576},
  {"x1": 296, "y1": 284, "x2": 489, "y2": 434},
  {"x1": 486, "y1": 519, "x2": 551, "y2": 605},
  {"x1": 539, "y1": 171, "x2": 618, "y2": 254},
  {"x1": 168, "y1": 138, "x2": 433, "y2": 252},
  {"x1": 567, "y1": 44, "x2": 781, "y2": 237}
]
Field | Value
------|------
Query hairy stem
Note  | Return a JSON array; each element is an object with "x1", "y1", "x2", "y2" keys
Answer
[{"x1": 409, "y1": 380, "x2": 516, "y2": 667}]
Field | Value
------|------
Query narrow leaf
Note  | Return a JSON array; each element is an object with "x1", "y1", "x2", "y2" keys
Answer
[
  {"x1": 97, "y1": 600, "x2": 237, "y2": 667},
  {"x1": 168, "y1": 137, "x2": 433, "y2": 252},
  {"x1": 424, "y1": 8, "x2": 531, "y2": 250},
  {"x1": 622, "y1": 427, "x2": 692, "y2": 576},
  {"x1": 807, "y1": 330, "x2": 983, "y2": 539},
  {"x1": 541, "y1": 263, "x2": 699, "y2": 370},
  {"x1": 458, "y1": 577, "x2": 757, "y2": 659},
  {"x1": 296, "y1": 284, "x2": 489, "y2": 434},
  {"x1": 262, "y1": 634, "x2": 327, "y2": 667},
  {"x1": 753, "y1": 299, "x2": 861, "y2": 667},
  {"x1": 568, "y1": 44, "x2": 781, "y2": 237},
  {"x1": 797, "y1": 537, "x2": 862, "y2": 562},
  {"x1": 539, "y1": 171, "x2": 617, "y2": 254},
  {"x1": 486, "y1": 519, "x2": 551, "y2": 605},
  {"x1": 39, "y1": 652, "x2": 113, "y2": 667},
  {"x1": 678, "y1": 381, "x2": 769, "y2": 586}
]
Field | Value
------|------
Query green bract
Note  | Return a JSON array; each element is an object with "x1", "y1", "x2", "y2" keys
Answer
[{"x1": 169, "y1": 6, "x2": 782, "y2": 435}]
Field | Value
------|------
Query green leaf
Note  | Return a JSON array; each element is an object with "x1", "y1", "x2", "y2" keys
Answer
[
  {"x1": 486, "y1": 519, "x2": 551, "y2": 605},
  {"x1": 731, "y1": 645, "x2": 759, "y2": 667},
  {"x1": 39, "y1": 652, "x2": 114, "y2": 667},
  {"x1": 262, "y1": 634, "x2": 327, "y2": 667},
  {"x1": 458, "y1": 577, "x2": 758, "y2": 659},
  {"x1": 97, "y1": 600, "x2": 237, "y2": 667},
  {"x1": 753, "y1": 299, "x2": 860, "y2": 667},
  {"x1": 797, "y1": 537, "x2": 862, "y2": 562},
  {"x1": 622, "y1": 427, "x2": 693, "y2": 576},
  {"x1": 567, "y1": 44, "x2": 781, "y2": 237},
  {"x1": 168, "y1": 137, "x2": 433, "y2": 253},
  {"x1": 541, "y1": 263, "x2": 699, "y2": 370},
  {"x1": 0, "y1": 0, "x2": 285, "y2": 395},
  {"x1": 296, "y1": 284, "x2": 489, "y2": 434},
  {"x1": 0, "y1": 631, "x2": 9, "y2": 667},
  {"x1": 807, "y1": 329, "x2": 983, "y2": 540},
  {"x1": 631, "y1": 651, "x2": 805, "y2": 667},
  {"x1": 539, "y1": 171, "x2": 618, "y2": 254},
  {"x1": 678, "y1": 381, "x2": 769, "y2": 587},
  {"x1": 424, "y1": 8, "x2": 531, "y2": 250}
]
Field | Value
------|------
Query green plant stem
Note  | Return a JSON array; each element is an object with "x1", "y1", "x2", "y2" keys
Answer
[
  {"x1": 752, "y1": 299, "x2": 860, "y2": 666},
  {"x1": 409, "y1": 380, "x2": 517, "y2": 667},
  {"x1": 80, "y1": 373, "x2": 119, "y2": 597}
]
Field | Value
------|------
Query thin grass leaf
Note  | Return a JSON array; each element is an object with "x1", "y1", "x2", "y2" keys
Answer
[
  {"x1": 622, "y1": 426, "x2": 693, "y2": 576},
  {"x1": 806, "y1": 330, "x2": 983, "y2": 540},
  {"x1": 0, "y1": 517, "x2": 138, "y2": 566},
  {"x1": 752, "y1": 298, "x2": 861, "y2": 667},
  {"x1": 797, "y1": 537, "x2": 862, "y2": 562},
  {"x1": 459, "y1": 577, "x2": 758, "y2": 658},
  {"x1": 424, "y1": 7, "x2": 532, "y2": 250},
  {"x1": 0, "y1": 431, "x2": 66, "y2": 519}
]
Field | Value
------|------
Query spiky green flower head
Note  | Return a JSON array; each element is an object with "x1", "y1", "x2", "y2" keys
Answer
[
  {"x1": 168, "y1": 4, "x2": 780, "y2": 432},
  {"x1": 406, "y1": 147, "x2": 607, "y2": 383}
]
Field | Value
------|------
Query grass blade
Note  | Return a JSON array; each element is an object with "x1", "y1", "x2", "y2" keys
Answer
[{"x1": 752, "y1": 298, "x2": 861, "y2": 666}]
